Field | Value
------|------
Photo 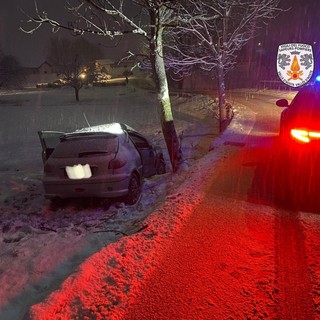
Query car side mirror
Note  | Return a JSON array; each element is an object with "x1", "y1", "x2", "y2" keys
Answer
[{"x1": 276, "y1": 99, "x2": 289, "y2": 107}]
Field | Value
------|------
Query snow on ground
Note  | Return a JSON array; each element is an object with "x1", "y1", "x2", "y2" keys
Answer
[
  {"x1": 2, "y1": 86, "x2": 315, "y2": 320},
  {"x1": 23, "y1": 88, "x2": 305, "y2": 320},
  {"x1": 27, "y1": 145, "x2": 231, "y2": 320},
  {"x1": 0, "y1": 84, "x2": 220, "y2": 319}
]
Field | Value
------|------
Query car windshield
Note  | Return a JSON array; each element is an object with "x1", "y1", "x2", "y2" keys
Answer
[{"x1": 51, "y1": 136, "x2": 118, "y2": 158}]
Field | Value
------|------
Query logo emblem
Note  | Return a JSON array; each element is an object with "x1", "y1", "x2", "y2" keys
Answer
[{"x1": 277, "y1": 43, "x2": 314, "y2": 87}]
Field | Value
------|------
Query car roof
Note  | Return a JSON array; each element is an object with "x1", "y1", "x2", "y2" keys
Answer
[
  {"x1": 288, "y1": 84, "x2": 320, "y2": 116},
  {"x1": 292, "y1": 84, "x2": 320, "y2": 101},
  {"x1": 61, "y1": 131, "x2": 117, "y2": 141},
  {"x1": 75, "y1": 123, "x2": 126, "y2": 134},
  {"x1": 60, "y1": 122, "x2": 142, "y2": 142}
]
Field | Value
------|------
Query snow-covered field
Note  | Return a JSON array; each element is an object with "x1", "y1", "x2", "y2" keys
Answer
[{"x1": 0, "y1": 84, "x2": 220, "y2": 319}]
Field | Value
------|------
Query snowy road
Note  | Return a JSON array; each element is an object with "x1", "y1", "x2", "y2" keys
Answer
[
  {"x1": 120, "y1": 92, "x2": 319, "y2": 319},
  {"x1": 24, "y1": 90, "x2": 320, "y2": 319}
]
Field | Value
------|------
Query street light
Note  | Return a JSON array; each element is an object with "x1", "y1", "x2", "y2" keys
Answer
[{"x1": 79, "y1": 72, "x2": 86, "y2": 80}]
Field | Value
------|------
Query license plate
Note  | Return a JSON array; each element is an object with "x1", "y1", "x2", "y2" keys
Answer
[{"x1": 65, "y1": 164, "x2": 92, "y2": 179}]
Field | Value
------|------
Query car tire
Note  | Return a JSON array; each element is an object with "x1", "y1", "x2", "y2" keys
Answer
[
  {"x1": 125, "y1": 173, "x2": 141, "y2": 205},
  {"x1": 156, "y1": 158, "x2": 166, "y2": 175}
]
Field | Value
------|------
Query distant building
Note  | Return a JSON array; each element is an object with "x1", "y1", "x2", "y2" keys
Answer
[
  {"x1": 94, "y1": 59, "x2": 114, "y2": 75},
  {"x1": 95, "y1": 58, "x2": 144, "y2": 78},
  {"x1": 37, "y1": 61, "x2": 56, "y2": 75},
  {"x1": 23, "y1": 57, "x2": 149, "y2": 88},
  {"x1": 24, "y1": 61, "x2": 58, "y2": 88}
]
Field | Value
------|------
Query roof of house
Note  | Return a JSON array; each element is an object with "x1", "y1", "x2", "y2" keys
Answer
[
  {"x1": 96, "y1": 59, "x2": 115, "y2": 65},
  {"x1": 38, "y1": 61, "x2": 53, "y2": 68}
]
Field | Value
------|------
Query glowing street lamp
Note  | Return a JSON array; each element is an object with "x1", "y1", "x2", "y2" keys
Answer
[{"x1": 79, "y1": 72, "x2": 86, "y2": 80}]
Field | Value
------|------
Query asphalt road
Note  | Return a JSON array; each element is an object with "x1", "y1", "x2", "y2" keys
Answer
[{"x1": 120, "y1": 92, "x2": 319, "y2": 319}]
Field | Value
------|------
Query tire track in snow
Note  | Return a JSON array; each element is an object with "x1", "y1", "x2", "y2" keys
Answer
[
  {"x1": 233, "y1": 93, "x2": 316, "y2": 318},
  {"x1": 275, "y1": 210, "x2": 316, "y2": 319}
]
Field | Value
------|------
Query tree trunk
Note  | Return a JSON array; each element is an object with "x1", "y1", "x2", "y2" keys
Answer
[
  {"x1": 217, "y1": 12, "x2": 229, "y2": 132},
  {"x1": 149, "y1": 14, "x2": 182, "y2": 172},
  {"x1": 217, "y1": 63, "x2": 227, "y2": 132},
  {"x1": 74, "y1": 86, "x2": 80, "y2": 102}
]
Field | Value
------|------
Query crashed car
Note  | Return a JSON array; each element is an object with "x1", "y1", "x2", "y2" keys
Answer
[{"x1": 38, "y1": 123, "x2": 166, "y2": 205}]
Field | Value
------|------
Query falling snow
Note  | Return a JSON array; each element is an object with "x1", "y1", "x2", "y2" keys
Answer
[{"x1": 1, "y1": 86, "x2": 320, "y2": 319}]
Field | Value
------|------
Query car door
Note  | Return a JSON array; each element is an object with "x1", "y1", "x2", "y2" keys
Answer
[
  {"x1": 128, "y1": 132, "x2": 157, "y2": 177},
  {"x1": 38, "y1": 131, "x2": 65, "y2": 163}
]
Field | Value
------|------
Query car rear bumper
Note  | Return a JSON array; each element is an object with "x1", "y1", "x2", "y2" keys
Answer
[
  {"x1": 279, "y1": 142, "x2": 320, "y2": 185},
  {"x1": 43, "y1": 174, "x2": 131, "y2": 199},
  {"x1": 283, "y1": 141, "x2": 320, "y2": 160}
]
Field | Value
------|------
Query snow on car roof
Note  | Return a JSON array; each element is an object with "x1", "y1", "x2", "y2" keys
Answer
[{"x1": 75, "y1": 123, "x2": 125, "y2": 135}]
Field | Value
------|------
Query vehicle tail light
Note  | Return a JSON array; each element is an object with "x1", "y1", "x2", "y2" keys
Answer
[
  {"x1": 291, "y1": 129, "x2": 320, "y2": 143},
  {"x1": 309, "y1": 131, "x2": 320, "y2": 138},
  {"x1": 108, "y1": 158, "x2": 127, "y2": 169}
]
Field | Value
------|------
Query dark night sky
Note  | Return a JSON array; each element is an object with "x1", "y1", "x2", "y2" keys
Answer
[
  {"x1": 0, "y1": 0, "x2": 141, "y2": 67},
  {"x1": 0, "y1": 0, "x2": 319, "y2": 67},
  {"x1": 1, "y1": 0, "x2": 70, "y2": 67},
  {"x1": 262, "y1": 0, "x2": 320, "y2": 48}
]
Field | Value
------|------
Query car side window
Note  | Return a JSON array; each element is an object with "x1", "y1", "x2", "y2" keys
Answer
[{"x1": 129, "y1": 133, "x2": 150, "y2": 149}]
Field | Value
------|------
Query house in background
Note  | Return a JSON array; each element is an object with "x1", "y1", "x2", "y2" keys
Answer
[
  {"x1": 24, "y1": 61, "x2": 58, "y2": 88},
  {"x1": 22, "y1": 57, "x2": 149, "y2": 88},
  {"x1": 94, "y1": 59, "x2": 114, "y2": 76},
  {"x1": 95, "y1": 58, "x2": 145, "y2": 78}
]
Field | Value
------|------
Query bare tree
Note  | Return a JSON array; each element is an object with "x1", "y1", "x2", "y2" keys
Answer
[
  {"x1": 20, "y1": 0, "x2": 183, "y2": 171},
  {"x1": 166, "y1": 0, "x2": 280, "y2": 131},
  {"x1": 47, "y1": 37, "x2": 103, "y2": 101}
]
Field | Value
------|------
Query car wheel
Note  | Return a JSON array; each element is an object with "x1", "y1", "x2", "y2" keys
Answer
[
  {"x1": 156, "y1": 158, "x2": 166, "y2": 175},
  {"x1": 125, "y1": 173, "x2": 141, "y2": 205}
]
